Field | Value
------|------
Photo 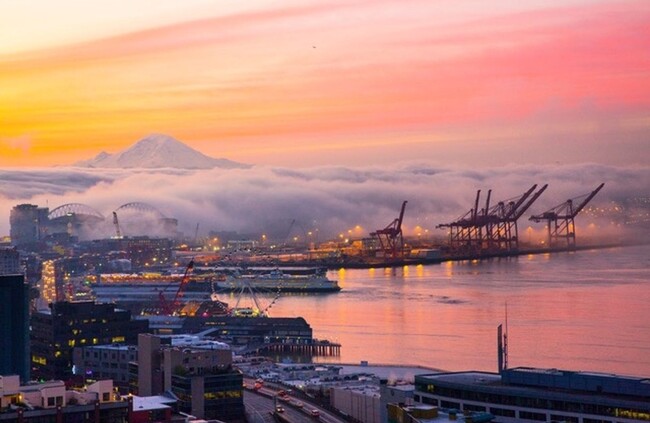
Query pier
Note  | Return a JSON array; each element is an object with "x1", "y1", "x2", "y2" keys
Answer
[{"x1": 245, "y1": 339, "x2": 341, "y2": 357}]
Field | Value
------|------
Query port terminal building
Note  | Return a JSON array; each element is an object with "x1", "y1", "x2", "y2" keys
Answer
[{"x1": 414, "y1": 367, "x2": 650, "y2": 422}]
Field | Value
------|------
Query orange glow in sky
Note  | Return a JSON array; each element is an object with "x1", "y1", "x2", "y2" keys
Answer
[{"x1": 1, "y1": 0, "x2": 649, "y2": 167}]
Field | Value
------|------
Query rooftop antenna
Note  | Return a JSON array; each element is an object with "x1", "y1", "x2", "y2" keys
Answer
[
  {"x1": 504, "y1": 301, "x2": 509, "y2": 370},
  {"x1": 498, "y1": 302, "x2": 510, "y2": 373},
  {"x1": 497, "y1": 324, "x2": 503, "y2": 373}
]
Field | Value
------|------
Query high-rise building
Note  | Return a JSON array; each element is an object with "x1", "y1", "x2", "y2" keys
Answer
[
  {"x1": 10, "y1": 204, "x2": 49, "y2": 247},
  {"x1": 0, "y1": 247, "x2": 21, "y2": 275},
  {"x1": 30, "y1": 301, "x2": 149, "y2": 381},
  {"x1": 39, "y1": 257, "x2": 93, "y2": 305},
  {"x1": 40, "y1": 260, "x2": 61, "y2": 305},
  {"x1": 0, "y1": 275, "x2": 30, "y2": 382}
]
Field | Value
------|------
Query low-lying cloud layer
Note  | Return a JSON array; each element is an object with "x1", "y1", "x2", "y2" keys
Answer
[{"x1": 1, "y1": 163, "x2": 647, "y2": 242}]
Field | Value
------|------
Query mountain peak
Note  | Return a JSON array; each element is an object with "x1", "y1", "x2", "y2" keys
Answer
[
  {"x1": 74, "y1": 134, "x2": 249, "y2": 170},
  {"x1": 134, "y1": 133, "x2": 184, "y2": 148}
]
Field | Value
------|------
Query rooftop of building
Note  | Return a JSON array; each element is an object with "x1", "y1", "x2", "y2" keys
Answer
[
  {"x1": 416, "y1": 367, "x2": 650, "y2": 405},
  {"x1": 14, "y1": 380, "x2": 66, "y2": 393},
  {"x1": 138, "y1": 333, "x2": 231, "y2": 351},
  {"x1": 331, "y1": 384, "x2": 380, "y2": 397},
  {"x1": 511, "y1": 366, "x2": 647, "y2": 379},
  {"x1": 80, "y1": 344, "x2": 138, "y2": 352},
  {"x1": 397, "y1": 405, "x2": 494, "y2": 423},
  {"x1": 129, "y1": 395, "x2": 176, "y2": 412},
  {"x1": 34, "y1": 301, "x2": 128, "y2": 316},
  {"x1": 418, "y1": 371, "x2": 500, "y2": 386},
  {"x1": 274, "y1": 363, "x2": 338, "y2": 371},
  {"x1": 386, "y1": 383, "x2": 415, "y2": 393},
  {"x1": 0, "y1": 377, "x2": 58, "y2": 396},
  {"x1": 338, "y1": 363, "x2": 442, "y2": 381},
  {"x1": 166, "y1": 334, "x2": 230, "y2": 350}
]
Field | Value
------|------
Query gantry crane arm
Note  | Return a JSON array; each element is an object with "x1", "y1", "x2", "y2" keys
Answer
[
  {"x1": 511, "y1": 184, "x2": 548, "y2": 221},
  {"x1": 373, "y1": 201, "x2": 408, "y2": 235},
  {"x1": 571, "y1": 183, "x2": 605, "y2": 217},
  {"x1": 530, "y1": 183, "x2": 604, "y2": 221},
  {"x1": 370, "y1": 200, "x2": 408, "y2": 259},
  {"x1": 500, "y1": 184, "x2": 538, "y2": 220},
  {"x1": 472, "y1": 190, "x2": 481, "y2": 221},
  {"x1": 396, "y1": 201, "x2": 408, "y2": 233},
  {"x1": 483, "y1": 190, "x2": 492, "y2": 217}
]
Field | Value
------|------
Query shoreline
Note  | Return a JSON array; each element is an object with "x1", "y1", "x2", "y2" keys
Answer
[{"x1": 233, "y1": 241, "x2": 650, "y2": 270}]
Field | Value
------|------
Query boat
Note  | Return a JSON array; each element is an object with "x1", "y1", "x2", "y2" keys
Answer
[{"x1": 213, "y1": 267, "x2": 341, "y2": 293}]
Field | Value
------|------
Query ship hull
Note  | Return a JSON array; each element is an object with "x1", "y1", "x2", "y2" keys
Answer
[{"x1": 213, "y1": 279, "x2": 341, "y2": 293}]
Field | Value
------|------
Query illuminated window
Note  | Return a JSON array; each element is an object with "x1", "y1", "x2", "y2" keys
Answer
[
  {"x1": 32, "y1": 355, "x2": 47, "y2": 365},
  {"x1": 111, "y1": 336, "x2": 125, "y2": 343}
]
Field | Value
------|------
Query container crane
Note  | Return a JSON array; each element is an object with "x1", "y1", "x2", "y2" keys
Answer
[
  {"x1": 487, "y1": 184, "x2": 548, "y2": 251},
  {"x1": 529, "y1": 183, "x2": 604, "y2": 249},
  {"x1": 437, "y1": 191, "x2": 484, "y2": 254},
  {"x1": 158, "y1": 259, "x2": 195, "y2": 315},
  {"x1": 370, "y1": 201, "x2": 408, "y2": 260},
  {"x1": 438, "y1": 185, "x2": 547, "y2": 255}
]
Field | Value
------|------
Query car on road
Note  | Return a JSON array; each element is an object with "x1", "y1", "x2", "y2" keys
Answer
[
  {"x1": 310, "y1": 409, "x2": 320, "y2": 418},
  {"x1": 275, "y1": 406, "x2": 285, "y2": 413}
]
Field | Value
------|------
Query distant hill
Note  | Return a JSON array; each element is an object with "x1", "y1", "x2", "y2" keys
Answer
[{"x1": 73, "y1": 134, "x2": 249, "y2": 169}]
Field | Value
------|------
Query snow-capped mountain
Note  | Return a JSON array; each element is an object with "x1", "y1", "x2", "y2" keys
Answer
[{"x1": 73, "y1": 134, "x2": 249, "y2": 169}]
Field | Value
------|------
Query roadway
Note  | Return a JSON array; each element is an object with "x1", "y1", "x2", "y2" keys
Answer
[{"x1": 244, "y1": 379, "x2": 348, "y2": 423}]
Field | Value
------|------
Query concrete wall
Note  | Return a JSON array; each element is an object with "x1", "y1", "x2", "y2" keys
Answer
[{"x1": 331, "y1": 387, "x2": 381, "y2": 423}]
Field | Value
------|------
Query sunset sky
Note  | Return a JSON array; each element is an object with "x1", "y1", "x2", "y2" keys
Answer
[{"x1": 1, "y1": 0, "x2": 649, "y2": 167}]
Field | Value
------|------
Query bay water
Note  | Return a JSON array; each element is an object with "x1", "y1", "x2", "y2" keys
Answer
[{"x1": 263, "y1": 244, "x2": 650, "y2": 376}]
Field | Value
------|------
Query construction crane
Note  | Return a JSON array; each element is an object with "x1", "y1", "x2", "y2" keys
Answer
[
  {"x1": 370, "y1": 201, "x2": 408, "y2": 260},
  {"x1": 112, "y1": 211, "x2": 122, "y2": 239},
  {"x1": 529, "y1": 183, "x2": 605, "y2": 249},
  {"x1": 158, "y1": 259, "x2": 195, "y2": 315}
]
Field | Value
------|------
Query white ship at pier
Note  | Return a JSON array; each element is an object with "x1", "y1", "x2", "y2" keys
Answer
[{"x1": 213, "y1": 267, "x2": 341, "y2": 293}]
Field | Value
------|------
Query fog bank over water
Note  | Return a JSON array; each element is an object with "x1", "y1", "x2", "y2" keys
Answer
[{"x1": 1, "y1": 163, "x2": 647, "y2": 240}]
